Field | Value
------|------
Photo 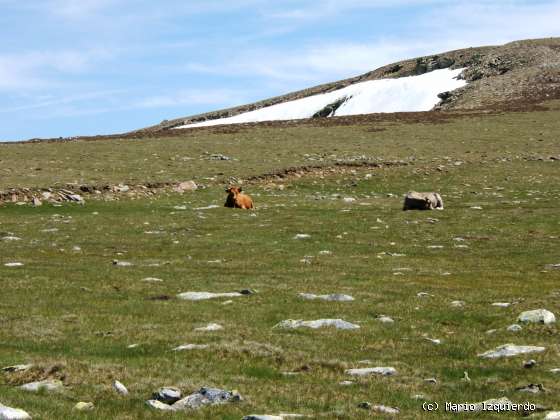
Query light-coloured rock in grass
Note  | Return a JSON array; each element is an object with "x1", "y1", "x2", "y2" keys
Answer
[
  {"x1": 492, "y1": 302, "x2": 511, "y2": 307},
  {"x1": 515, "y1": 383, "x2": 546, "y2": 393},
  {"x1": 376, "y1": 315, "x2": 394, "y2": 324},
  {"x1": 0, "y1": 403, "x2": 31, "y2": 419},
  {"x1": 293, "y1": 234, "x2": 310, "y2": 240},
  {"x1": 1, "y1": 236, "x2": 21, "y2": 241},
  {"x1": 479, "y1": 344, "x2": 545, "y2": 359},
  {"x1": 142, "y1": 277, "x2": 163, "y2": 282},
  {"x1": 173, "y1": 344, "x2": 210, "y2": 351},
  {"x1": 4, "y1": 263, "x2": 23, "y2": 267},
  {"x1": 1, "y1": 364, "x2": 33, "y2": 373},
  {"x1": 275, "y1": 319, "x2": 360, "y2": 330},
  {"x1": 550, "y1": 368, "x2": 560, "y2": 374},
  {"x1": 507, "y1": 324, "x2": 522, "y2": 332},
  {"x1": 339, "y1": 381, "x2": 354, "y2": 386},
  {"x1": 544, "y1": 264, "x2": 560, "y2": 270},
  {"x1": 73, "y1": 402, "x2": 94, "y2": 411},
  {"x1": 243, "y1": 416, "x2": 282, "y2": 420},
  {"x1": 146, "y1": 400, "x2": 175, "y2": 411},
  {"x1": 112, "y1": 380, "x2": 129, "y2": 395},
  {"x1": 343, "y1": 197, "x2": 356, "y2": 203},
  {"x1": 425, "y1": 338, "x2": 441, "y2": 345},
  {"x1": 153, "y1": 387, "x2": 182, "y2": 404},
  {"x1": 298, "y1": 293, "x2": 354, "y2": 302},
  {"x1": 172, "y1": 387, "x2": 242, "y2": 410},
  {"x1": 451, "y1": 300, "x2": 465, "y2": 307},
  {"x1": 194, "y1": 205, "x2": 220, "y2": 210},
  {"x1": 318, "y1": 250, "x2": 332, "y2": 255},
  {"x1": 177, "y1": 292, "x2": 243, "y2": 301},
  {"x1": 518, "y1": 309, "x2": 556, "y2": 325},
  {"x1": 417, "y1": 292, "x2": 432, "y2": 298},
  {"x1": 20, "y1": 379, "x2": 63, "y2": 392},
  {"x1": 345, "y1": 367, "x2": 397, "y2": 376},
  {"x1": 372, "y1": 405, "x2": 399, "y2": 415},
  {"x1": 194, "y1": 323, "x2": 223, "y2": 332},
  {"x1": 456, "y1": 397, "x2": 512, "y2": 412},
  {"x1": 174, "y1": 181, "x2": 197, "y2": 193},
  {"x1": 403, "y1": 192, "x2": 444, "y2": 210},
  {"x1": 546, "y1": 412, "x2": 560, "y2": 419},
  {"x1": 112, "y1": 260, "x2": 133, "y2": 267}
]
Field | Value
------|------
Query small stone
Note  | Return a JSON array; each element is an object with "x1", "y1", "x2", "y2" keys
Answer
[
  {"x1": 345, "y1": 367, "x2": 396, "y2": 376},
  {"x1": 194, "y1": 323, "x2": 223, "y2": 332},
  {"x1": 479, "y1": 344, "x2": 546, "y2": 359},
  {"x1": 492, "y1": 302, "x2": 511, "y2": 307},
  {"x1": 142, "y1": 277, "x2": 163, "y2": 282},
  {"x1": 523, "y1": 359, "x2": 537, "y2": 368},
  {"x1": 424, "y1": 378, "x2": 437, "y2": 384},
  {"x1": 424, "y1": 338, "x2": 441, "y2": 345},
  {"x1": 0, "y1": 403, "x2": 31, "y2": 419},
  {"x1": 357, "y1": 402, "x2": 371, "y2": 410},
  {"x1": 1, "y1": 364, "x2": 33, "y2": 373},
  {"x1": 112, "y1": 260, "x2": 133, "y2": 267},
  {"x1": 153, "y1": 387, "x2": 181, "y2": 404},
  {"x1": 173, "y1": 344, "x2": 210, "y2": 351},
  {"x1": 507, "y1": 324, "x2": 522, "y2": 332},
  {"x1": 146, "y1": 400, "x2": 175, "y2": 411},
  {"x1": 275, "y1": 319, "x2": 359, "y2": 330},
  {"x1": 339, "y1": 381, "x2": 354, "y2": 386},
  {"x1": 177, "y1": 292, "x2": 243, "y2": 301},
  {"x1": 174, "y1": 181, "x2": 197, "y2": 193},
  {"x1": 515, "y1": 383, "x2": 546, "y2": 393},
  {"x1": 450, "y1": 300, "x2": 465, "y2": 307},
  {"x1": 4, "y1": 262, "x2": 23, "y2": 267},
  {"x1": 20, "y1": 379, "x2": 63, "y2": 392},
  {"x1": 293, "y1": 234, "x2": 310, "y2": 240},
  {"x1": 172, "y1": 387, "x2": 241, "y2": 410},
  {"x1": 518, "y1": 309, "x2": 556, "y2": 325},
  {"x1": 376, "y1": 316, "x2": 394, "y2": 324},
  {"x1": 298, "y1": 293, "x2": 354, "y2": 302},
  {"x1": 242, "y1": 416, "x2": 283, "y2": 420},
  {"x1": 73, "y1": 402, "x2": 94, "y2": 411},
  {"x1": 112, "y1": 380, "x2": 129, "y2": 395},
  {"x1": 546, "y1": 412, "x2": 560, "y2": 419},
  {"x1": 372, "y1": 405, "x2": 399, "y2": 415},
  {"x1": 32, "y1": 197, "x2": 42, "y2": 207}
]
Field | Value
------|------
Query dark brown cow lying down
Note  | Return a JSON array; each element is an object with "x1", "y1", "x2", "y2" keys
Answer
[
  {"x1": 224, "y1": 186, "x2": 254, "y2": 209},
  {"x1": 403, "y1": 191, "x2": 444, "y2": 210}
]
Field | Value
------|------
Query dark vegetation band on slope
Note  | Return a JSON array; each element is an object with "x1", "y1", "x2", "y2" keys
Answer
[{"x1": 140, "y1": 37, "x2": 560, "y2": 132}]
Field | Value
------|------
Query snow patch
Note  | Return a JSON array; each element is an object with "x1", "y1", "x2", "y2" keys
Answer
[{"x1": 178, "y1": 68, "x2": 466, "y2": 129}]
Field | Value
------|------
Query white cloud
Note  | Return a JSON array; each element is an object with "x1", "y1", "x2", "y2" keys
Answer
[{"x1": 136, "y1": 89, "x2": 251, "y2": 109}]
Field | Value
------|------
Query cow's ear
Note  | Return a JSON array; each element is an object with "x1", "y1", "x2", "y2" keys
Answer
[{"x1": 238, "y1": 187, "x2": 242, "y2": 192}]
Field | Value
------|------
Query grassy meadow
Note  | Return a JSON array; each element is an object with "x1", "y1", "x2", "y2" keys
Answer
[{"x1": 1, "y1": 104, "x2": 560, "y2": 419}]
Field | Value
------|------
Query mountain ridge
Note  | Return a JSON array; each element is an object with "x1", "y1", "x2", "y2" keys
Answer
[{"x1": 141, "y1": 37, "x2": 560, "y2": 133}]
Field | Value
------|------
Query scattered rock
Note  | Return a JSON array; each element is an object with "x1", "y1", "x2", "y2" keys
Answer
[
  {"x1": 0, "y1": 403, "x2": 31, "y2": 419},
  {"x1": 507, "y1": 324, "x2": 523, "y2": 332},
  {"x1": 357, "y1": 402, "x2": 371, "y2": 410},
  {"x1": 544, "y1": 264, "x2": 560, "y2": 270},
  {"x1": 1, "y1": 236, "x2": 21, "y2": 241},
  {"x1": 173, "y1": 344, "x2": 210, "y2": 351},
  {"x1": 1, "y1": 364, "x2": 33, "y2": 373},
  {"x1": 73, "y1": 402, "x2": 94, "y2": 411},
  {"x1": 112, "y1": 380, "x2": 129, "y2": 396},
  {"x1": 376, "y1": 316, "x2": 395, "y2": 324},
  {"x1": 4, "y1": 263, "x2": 23, "y2": 267},
  {"x1": 172, "y1": 387, "x2": 241, "y2": 410},
  {"x1": 153, "y1": 387, "x2": 182, "y2": 404},
  {"x1": 177, "y1": 292, "x2": 243, "y2": 301},
  {"x1": 174, "y1": 181, "x2": 197, "y2": 193},
  {"x1": 492, "y1": 302, "x2": 511, "y2": 307},
  {"x1": 372, "y1": 405, "x2": 399, "y2": 415},
  {"x1": 142, "y1": 277, "x2": 163, "y2": 282},
  {"x1": 518, "y1": 309, "x2": 556, "y2": 325},
  {"x1": 345, "y1": 367, "x2": 396, "y2": 376},
  {"x1": 195, "y1": 323, "x2": 223, "y2": 332},
  {"x1": 293, "y1": 234, "x2": 310, "y2": 240},
  {"x1": 523, "y1": 359, "x2": 537, "y2": 369},
  {"x1": 515, "y1": 383, "x2": 546, "y2": 393},
  {"x1": 20, "y1": 379, "x2": 63, "y2": 392},
  {"x1": 275, "y1": 319, "x2": 360, "y2": 330},
  {"x1": 31, "y1": 197, "x2": 42, "y2": 207},
  {"x1": 339, "y1": 381, "x2": 354, "y2": 386},
  {"x1": 546, "y1": 412, "x2": 560, "y2": 419},
  {"x1": 298, "y1": 293, "x2": 354, "y2": 302},
  {"x1": 146, "y1": 400, "x2": 175, "y2": 411},
  {"x1": 455, "y1": 397, "x2": 512, "y2": 412},
  {"x1": 112, "y1": 260, "x2": 133, "y2": 267},
  {"x1": 450, "y1": 300, "x2": 465, "y2": 307},
  {"x1": 424, "y1": 378, "x2": 438, "y2": 384},
  {"x1": 550, "y1": 368, "x2": 560, "y2": 374},
  {"x1": 479, "y1": 344, "x2": 546, "y2": 359}
]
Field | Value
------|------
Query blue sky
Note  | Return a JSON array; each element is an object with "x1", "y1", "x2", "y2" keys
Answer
[{"x1": 0, "y1": 0, "x2": 558, "y2": 141}]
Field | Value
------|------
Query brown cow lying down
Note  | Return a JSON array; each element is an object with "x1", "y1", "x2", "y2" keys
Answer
[
  {"x1": 224, "y1": 186, "x2": 254, "y2": 209},
  {"x1": 403, "y1": 191, "x2": 444, "y2": 210}
]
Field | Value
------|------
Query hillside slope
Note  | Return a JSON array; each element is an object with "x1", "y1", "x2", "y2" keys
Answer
[{"x1": 143, "y1": 37, "x2": 560, "y2": 132}]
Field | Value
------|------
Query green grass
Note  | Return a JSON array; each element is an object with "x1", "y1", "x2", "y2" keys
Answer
[{"x1": 1, "y1": 104, "x2": 560, "y2": 419}]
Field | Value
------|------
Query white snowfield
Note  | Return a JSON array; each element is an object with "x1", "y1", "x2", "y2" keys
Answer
[{"x1": 178, "y1": 68, "x2": 466, "y2": 129}]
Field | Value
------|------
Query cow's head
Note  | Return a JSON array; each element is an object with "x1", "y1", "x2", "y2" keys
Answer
[{"x1": 225, "y1": 186, "x2": 242, "y2": 196}]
